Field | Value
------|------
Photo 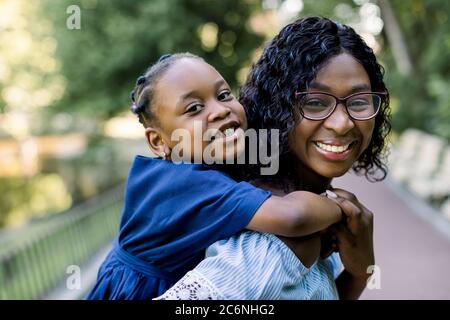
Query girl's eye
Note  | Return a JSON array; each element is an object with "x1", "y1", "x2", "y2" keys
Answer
[
  {"x1": 185, "y1": 104, "x2": 203, "y2": 114},
  {"x1": 218, "y1": 90, "x2": 233, "y2": 101}
]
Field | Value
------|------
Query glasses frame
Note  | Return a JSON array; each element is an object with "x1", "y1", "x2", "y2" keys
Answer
[{"x1": 294, "y1": 91, "x2": 387, "y2": 121}]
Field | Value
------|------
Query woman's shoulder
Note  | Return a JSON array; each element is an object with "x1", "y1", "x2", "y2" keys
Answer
[
  {"x1": 198, "y1": 231, "x2": 338, "y2": 299},
  {"x1": 205, "y1": 231, "x2": 339, "y2": 277},
  {"x1": 206, "y1": 231, "x2": 307, "y2": 270}
]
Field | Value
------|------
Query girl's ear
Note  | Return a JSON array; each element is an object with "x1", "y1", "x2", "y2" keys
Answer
[{"x1": 145, "y1": 127, "x2": 170, "y2": 158}]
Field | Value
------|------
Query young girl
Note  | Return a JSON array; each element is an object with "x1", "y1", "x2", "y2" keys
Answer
[
  {"x1": 156, "y1": 17, "x2": 388, "y2": 300},
  {"x1": 87, "y1": 52, "x2": 344, "y2": 300}
]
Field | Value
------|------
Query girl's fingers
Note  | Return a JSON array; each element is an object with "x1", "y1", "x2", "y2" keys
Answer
[
  {"x1": 332, "y1": 189, "x2": 373, "y2": 229},
  {"x1": 331, "y1": 188, "x2": 358, "y2": 202},
  {"x1": 331, "y1": 189, "x2": 373, "y2": 226},
  {"x1": 325, "y1": 190, "x2": 338, "y2": 199},
  {"x1": 330, "y1": 196, "x2": 361, "y2": 219}
]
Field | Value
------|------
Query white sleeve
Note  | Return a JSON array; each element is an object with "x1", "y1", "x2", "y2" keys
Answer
[
  {"x1": 191, "y1": 231, "x2": 309, "y2": 299},
  {"x1": 153, "y1": 269, "x2": 225, "y2": 300},
  {"x1": 154, "y1": 231, "x2": 308, "y2": 300},
  {"x1": 325, "y1": 252, "x2": 344, "y2": 279}
]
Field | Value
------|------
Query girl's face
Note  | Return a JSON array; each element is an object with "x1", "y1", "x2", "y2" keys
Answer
[
  {"x1": 149, "y1": 58, "x2": 247, "y2": 162},
  {"x1": 289, "y1": 53, "x2": 375, "y2": 179}
]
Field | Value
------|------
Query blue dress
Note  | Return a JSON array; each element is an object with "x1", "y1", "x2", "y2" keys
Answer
[{"x1": 87, "y1": 156, "x2": 271, "y2": 300}]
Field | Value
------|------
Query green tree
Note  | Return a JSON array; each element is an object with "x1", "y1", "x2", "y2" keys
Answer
[
  {"x1": 382, "y1": 0, "x2": 450, "y2": 139},
  {"x1": 299, "y1": 0, "x2": 450, "y2": 140},
  {"x1": 41, "y1": 0, "x2": 264, "y2": 120}
]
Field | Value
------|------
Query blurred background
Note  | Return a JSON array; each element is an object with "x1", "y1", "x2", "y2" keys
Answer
[{"x1": 0, "y1": 0, "x2": 449, "y2": 299}]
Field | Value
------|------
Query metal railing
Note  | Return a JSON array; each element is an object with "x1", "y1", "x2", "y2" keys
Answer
[{"x1": 0, "y1": 184, "x2": 124, "y2": 299}]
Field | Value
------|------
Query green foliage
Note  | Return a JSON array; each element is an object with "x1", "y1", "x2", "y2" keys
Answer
[
  {"x1": 300, "y1": 0, "x2": 450, "y2": 140},
  {"x1": 38, "y1": 0, "x2": 449, "y2": 139},
  {"x1": 301, "y1": 0, "x2": 357, "y2": 19},
  {"x1": 0, "y1": 174, "x2": 71, "y2": 227},
  {"x1": 387, "y1": 0, "x2": 450, "y2": 140},
  {"x1": 41, "y1": 0, "x2": 264, "y2": 119}
]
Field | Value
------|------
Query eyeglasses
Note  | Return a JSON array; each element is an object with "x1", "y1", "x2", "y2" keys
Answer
[{"x1": 294, "y1": 91, "x2": 387, "y2": 121}]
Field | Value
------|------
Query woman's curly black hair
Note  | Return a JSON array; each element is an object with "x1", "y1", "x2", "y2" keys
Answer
[{"x1": 239, "y1": 16, "x2": 391, "y2": 186}]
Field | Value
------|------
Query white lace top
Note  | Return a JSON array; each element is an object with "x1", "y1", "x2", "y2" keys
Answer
[{"x1": 155, "y1": 231, "x2": 343, "y2": 300}]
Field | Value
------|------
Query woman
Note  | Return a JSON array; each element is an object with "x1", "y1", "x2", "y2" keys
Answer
[{"x1": 156, "y1": 16, "x2": 391, "y2": 300}]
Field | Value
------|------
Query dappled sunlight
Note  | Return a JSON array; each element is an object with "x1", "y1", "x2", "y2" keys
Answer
[
  {"x1": 198, "y1": 23, "x2": 219, "y2": 52},
  {"x1": 0, "y1": 0, "x2": 448, "y2": 300},
  {"x1": 103, "y1": 114, "x2": 145, "y2": 139},
  {"x1": 0, "y1": 0, "x2": 64, "y2": 119},
  {"x1": 1, "y1": 173, "x2": 72, "y2": 228}
]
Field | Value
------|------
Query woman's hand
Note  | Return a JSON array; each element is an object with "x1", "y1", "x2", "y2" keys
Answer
[
  {"x1": 329, "y1": 188, "x2": 375, "y2": 280},
  {"x1": 319, "y1": 226, "x2": 338, "y2": 259}
]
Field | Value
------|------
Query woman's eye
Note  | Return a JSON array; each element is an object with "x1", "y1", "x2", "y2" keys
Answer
[
  {"x1": 305, "y1": 99, "x2": 328, "y2": 109},
  {"x1": 218, "y1": 90, "x2": 233, "y2": 101},
  {"x1": 349, "y1": 99, "x2": 370, "y2": 108},
  {"x1": 186, "y1": 104, "x2": 203, "y2": 114}
]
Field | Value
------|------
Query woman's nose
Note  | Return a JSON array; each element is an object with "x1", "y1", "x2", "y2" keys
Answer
[
  {"x1": 207, "y1": 102, "x2": 231, "y2": 122},
  {"x1": 322, "y1": 103, "x2": 355, "y2": 134}
]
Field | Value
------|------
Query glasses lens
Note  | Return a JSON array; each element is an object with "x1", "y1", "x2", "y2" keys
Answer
[
  {"x1": 300, "y1": 93, "x2": 335, "y2": 119},
  {"x1": 347, "y1": 94, "x2": 381, "y2": 119}
]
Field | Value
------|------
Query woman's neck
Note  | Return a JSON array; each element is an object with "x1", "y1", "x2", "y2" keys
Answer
[{"x1": 292, "y1": 162, "x2": 332, "y2": 194}]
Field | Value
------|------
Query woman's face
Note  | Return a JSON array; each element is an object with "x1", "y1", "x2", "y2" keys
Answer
[{"x1": 288, "y1": 53, "x2": 375, "y2": 179}]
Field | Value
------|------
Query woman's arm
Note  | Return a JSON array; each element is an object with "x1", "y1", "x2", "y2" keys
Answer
[
  {"x1": 328, "y1": 188, "x2": 375, "y2": 300},
  {"x1": 247, "y1": 191, "x2": 343, "y2": 237},
  {"x1": 335, "y1": 270, "x2": 369, "y2": 300}
]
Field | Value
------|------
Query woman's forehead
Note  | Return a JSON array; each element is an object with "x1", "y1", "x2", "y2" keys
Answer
[{"x1": 311, "y1": 53, "x2": 371, "y2": 93}]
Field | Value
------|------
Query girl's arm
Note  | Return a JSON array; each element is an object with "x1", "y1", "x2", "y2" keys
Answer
[{"x1": 247, "y1": 191, "x2": 343, "y2": 237}]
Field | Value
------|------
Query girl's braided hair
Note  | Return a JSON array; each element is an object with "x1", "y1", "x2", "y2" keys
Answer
[{"x1": 130, "y1": 52, "x2": 203, "y2": 128}]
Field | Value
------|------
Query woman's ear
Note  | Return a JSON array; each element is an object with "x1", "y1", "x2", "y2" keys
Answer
[{"x1": 145, "y1": 127, "x2": 170, "y2": 158}]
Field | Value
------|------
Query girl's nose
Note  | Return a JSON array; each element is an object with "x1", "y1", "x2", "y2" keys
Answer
[
  {"x1": 207, "y1": 102, "x2": 231, "y2": 122},
  {"x1": 322, "y1": 103, "x2": 355, "y2": 135}
]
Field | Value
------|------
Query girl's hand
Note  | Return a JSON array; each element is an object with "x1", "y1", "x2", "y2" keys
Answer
[{"x1": 329, "y1": 188, "x2": 375, "y2": 280}]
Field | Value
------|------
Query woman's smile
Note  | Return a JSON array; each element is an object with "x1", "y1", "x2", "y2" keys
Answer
[
  {"x1": 312, "y1": 140, "x2": 359, "y2": 162},
  {"x1": 289, "y1": 53, "x2": 375, "y2": 179}
]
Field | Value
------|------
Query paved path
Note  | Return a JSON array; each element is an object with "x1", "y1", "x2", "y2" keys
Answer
[{"x1": 334, "y1": 173, "x2": 450, "y2": 299}]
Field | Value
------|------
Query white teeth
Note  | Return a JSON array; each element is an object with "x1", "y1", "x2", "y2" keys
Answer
[
  {"x1": 224, "y1": 128, "x2": 235, "y2": 137},
  {"x1": 315, "y1": 142, "x2": 351, "y2": 153}
]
